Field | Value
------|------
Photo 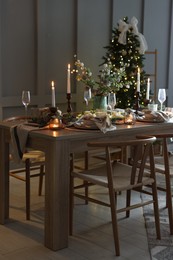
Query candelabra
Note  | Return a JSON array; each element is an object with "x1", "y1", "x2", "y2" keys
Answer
[{"x1": 66, "y1": 93, "x2": 72, "y2": 113}]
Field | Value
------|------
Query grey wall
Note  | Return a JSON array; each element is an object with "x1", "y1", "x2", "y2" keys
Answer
[{"x1": 0, "y1": 0, "x2": 173, "y2": 119}]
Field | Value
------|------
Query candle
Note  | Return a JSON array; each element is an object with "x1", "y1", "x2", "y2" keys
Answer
[
  {"x1": 146, "y1": 78, "x2": 150, "y2": 100},
  {"x1": 51, "y1": 81, "x2": 56, "y2": 107},
  {"x1": 67, "y1": 64, "x2": 71, "y2": 93},
  {"x1": 137, "y1": 67, "x2": 140, "y2": 92}
]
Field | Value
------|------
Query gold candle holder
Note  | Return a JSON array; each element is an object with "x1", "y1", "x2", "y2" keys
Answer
[
  {"x1": 125, "y1": 111, "x2": 136, "y2": 125},
  {"x1": 49, "y1": 118, "x2": 62, "y2": 130}
]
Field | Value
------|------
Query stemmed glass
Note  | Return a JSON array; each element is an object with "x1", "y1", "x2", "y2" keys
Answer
[
  {"x1": 84, "y1": 87, "x2": 91, "y2": 108},
  {"x1": 22, "y1": 90, "x2": 31, "y2": 119},
  {"x1": 107, "y1": 92, "x2": 116, "y2": 110},
  {"x1": 158, "y1": 88, "x2": 166, "y2": 111}
]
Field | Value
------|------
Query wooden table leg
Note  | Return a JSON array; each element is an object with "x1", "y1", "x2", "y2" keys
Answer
[{"x1": 44, "y1": 139, "x2": 70, "y2": 250}]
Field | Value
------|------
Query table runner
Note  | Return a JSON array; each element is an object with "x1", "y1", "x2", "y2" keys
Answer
[{"x1": 10, "y1": 124, "x2": 47, "y2": 163}]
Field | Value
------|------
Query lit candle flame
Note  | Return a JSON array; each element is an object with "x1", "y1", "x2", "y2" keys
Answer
[{"x1": 51, "y1": 81, "x2": 55, "y2": 88}]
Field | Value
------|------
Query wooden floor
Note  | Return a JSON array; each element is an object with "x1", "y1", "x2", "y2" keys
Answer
[{"x1": 0, "y1": 175, "x2": 151, "y2": 260}]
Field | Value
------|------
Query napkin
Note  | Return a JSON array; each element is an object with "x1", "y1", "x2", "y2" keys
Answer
[
  {"x1": 146, "y1": 111, "x2": 170, "y2": 122},
  {"x1": 139, "y1": 109, "x2": 172, "y2": 122},
  {"x1": 74, "y1": 113, "x2": 116, "y2": 133},
  {"x1": 93, "y1": 115, "x2": 116, "y2": 133}
]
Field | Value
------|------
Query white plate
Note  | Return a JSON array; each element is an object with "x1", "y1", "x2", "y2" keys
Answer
[
  {"x1": 137, "y1": 117, "x2": 164, "y2": 123},
  {"x1": 74, "y1": 121, "x2": 98, "y2": 130}
]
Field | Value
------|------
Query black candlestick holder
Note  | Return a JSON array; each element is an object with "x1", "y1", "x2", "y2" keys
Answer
[
  {"x1": 144, "y1": 98, "x2": 153, "y2": 108},
  {"x1": 144, "y1": 98, "x2": 150, "y2": 107},
  {"x1": 49, "y1": 107, "x2": 57, "y2": 115},
  {"x1": 66, "y1": 93, "x2": 72, "y2": 113},
  {"x1": 134, "y1": 91, "x2": 140, "y2": 114}
]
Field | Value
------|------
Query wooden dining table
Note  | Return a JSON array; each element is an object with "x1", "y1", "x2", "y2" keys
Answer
[{"x1": 0, "y1": 119, "x2": 173, "y2": 251}]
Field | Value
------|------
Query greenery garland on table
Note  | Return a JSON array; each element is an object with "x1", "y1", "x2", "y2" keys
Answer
[{"x1": 74, "y1": 57, "x2": 130, "y2": 97}]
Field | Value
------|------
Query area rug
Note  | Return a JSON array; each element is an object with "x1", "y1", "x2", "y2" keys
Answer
[{"x1": 142, "y1": 176, "x2": 173, "y2": 260}]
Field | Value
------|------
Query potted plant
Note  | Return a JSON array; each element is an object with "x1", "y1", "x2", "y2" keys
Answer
[{"x1": 74, "y1": 58, "x2": 130, "y2": 110}]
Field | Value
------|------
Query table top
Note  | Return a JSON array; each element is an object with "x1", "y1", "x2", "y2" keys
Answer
[{"x1": 1, "y1": 120, "x2": 173, "y2": 142}]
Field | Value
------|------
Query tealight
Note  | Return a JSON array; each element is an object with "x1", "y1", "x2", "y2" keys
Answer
[
  {"x1": 49, "y1": 118, "x2": 61, "y2": 130},
  {"x1": 124, "y1": 112, "x2": 136, "y2": 125}
]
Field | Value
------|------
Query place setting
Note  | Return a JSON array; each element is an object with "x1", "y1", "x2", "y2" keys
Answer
[
  {"x1": 70, "y1": 110, "x2": 116, "y2": 133},
  {"x1": 136, "y1": 88, "x2": 173, "y2": 123}
]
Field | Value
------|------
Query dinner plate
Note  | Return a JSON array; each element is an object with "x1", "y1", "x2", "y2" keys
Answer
[
  {"x1": 24, "y1": 122, "x2": 40, "y2": 127},
  {"x1": 74, "y1": 121, "x2": 99, "y2": 130},
  {"x1": 137, "y1": 117, "x2": 164, "y2": 123},
  {"x1": 25, "y1": 122, "x2": 49, "y2": 128}
]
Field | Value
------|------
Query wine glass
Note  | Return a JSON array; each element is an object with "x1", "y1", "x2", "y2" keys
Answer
[
  {"x1": 158, "y1": 88, "x2": 166, "y2": 111},
  {"x1": 107, "y1": 93, "x2": 116, "y2": 110},
  {"x1": 22, "y1": 90, "x2": 31, "y2": 119},
  {"x1": 84, "y1": 87, "x2": 91, "y2": 108}
]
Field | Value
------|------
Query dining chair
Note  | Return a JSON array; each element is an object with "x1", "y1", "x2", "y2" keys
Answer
[
  {"x1": 71, "y1": 146, "x2": 124, "y2": 204},
  {"x1": 3, "y1": 116, "x2": 45, "y2": 220},
  {"x1": 137, "y1": 133, "x2": 173, "y2": 235},
  {"x1": 69, "y1": 136, "x2": 161, "y2": 256}
]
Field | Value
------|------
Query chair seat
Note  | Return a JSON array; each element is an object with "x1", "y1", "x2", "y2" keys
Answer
[
  {"x1": 72, "y1": 161, "x2": 155, "y2": 192},
  {"x1": 22, "y1": 150, "x2": 45, "y2": 163},
  {"x1": 145, "y1": 156, "x2": 173, "y2": 176}
]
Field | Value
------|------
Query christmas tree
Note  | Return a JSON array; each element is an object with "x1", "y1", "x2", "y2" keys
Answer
[{"x1": 102, "y1": 16, "x2": 148, "y2": 109}]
